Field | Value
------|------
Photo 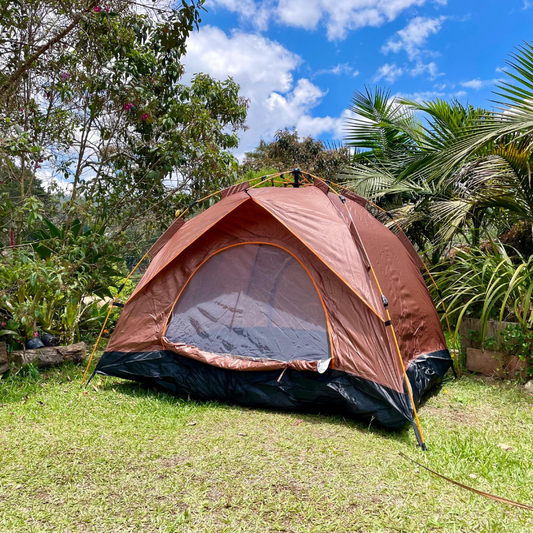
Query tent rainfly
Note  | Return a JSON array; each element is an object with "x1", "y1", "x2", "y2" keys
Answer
[{"x1": 94, "y1": 172, "x2": 453, "y2": 448}]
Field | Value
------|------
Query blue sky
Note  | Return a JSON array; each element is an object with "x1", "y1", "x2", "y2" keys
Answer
[{"x1": 181, "y1": 0, "x2": 533, "y2": 156}]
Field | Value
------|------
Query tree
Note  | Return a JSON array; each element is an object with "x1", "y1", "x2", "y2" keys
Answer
[
  {"x1": 343, "y1": 47, "x2": 533, "y2": 262},
  {"x1": 0, "y1": 0, "x2": 248, "y2": 249},
  {"x1": 343, "y1": 88, "x2": 495, "y2": 259},
  {"x1": 0, "y1": 0, "x2": 249, "y2": 345},
  {"x1": 241, "y1": 128, "x2": 350, "y2": 182}
]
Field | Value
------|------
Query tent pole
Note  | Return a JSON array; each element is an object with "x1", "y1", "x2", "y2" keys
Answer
[
  {"x1": 309, "y1": 172, "x2": 427, "y2": 449},
  {"x1": 346, "y1": 206, "x2": 427, "y2": 449},
  {"x1": 365, "y1": 200, "x2": 460, "y2": 377}
]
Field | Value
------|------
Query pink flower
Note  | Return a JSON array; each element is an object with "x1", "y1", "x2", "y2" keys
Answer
[
  {"x1": 33, "y1": 332, "x2": 39, "y2": 338},
  {"x1": 141, "y1": 113, "x2": 150, "y2": 121},
  {"x1": 1, "y1": 322, "x2": 6, "y2": 327},
  {"x1": 123, "y1": 103, "x2": 134, "y2": 111},
  {"x1": 105, "y1": 6, "x2": 110, "y2": 12},
  {"x1": 61, "y1": 72, "x2": 70, "y2": 81},
  {"x1": 94, "y1": 6, "x2": 101, "y2": 13}
]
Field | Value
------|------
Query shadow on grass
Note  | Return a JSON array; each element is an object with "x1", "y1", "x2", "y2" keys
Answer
[{"x1": 105, "y1": 376, "x2": 414, "y2": 446}]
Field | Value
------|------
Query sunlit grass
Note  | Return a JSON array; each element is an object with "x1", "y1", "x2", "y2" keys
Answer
[{"x1": 1, "y1": 364, "x2": 533, "y2": 532}]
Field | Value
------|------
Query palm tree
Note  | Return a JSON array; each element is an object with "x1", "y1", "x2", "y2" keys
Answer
[
  {"x1": 343, "y1": 88, "x2": 493, "y2": 260},
  {"x1": 343, "y1": 42, "x2": 533, "y2": 261}
]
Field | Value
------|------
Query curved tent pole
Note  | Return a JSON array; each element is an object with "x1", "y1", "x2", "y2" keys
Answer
[
  {"x1": 306, "y1": 171, "x2": 427, "y2": 450},
  {"x1": 81, "y1": 172, "x2": 292, "y2": 385}
]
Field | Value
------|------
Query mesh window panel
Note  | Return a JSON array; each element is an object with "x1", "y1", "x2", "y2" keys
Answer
[{"x1": 165, "y1": 244, "x2": 331, "y2": 364}]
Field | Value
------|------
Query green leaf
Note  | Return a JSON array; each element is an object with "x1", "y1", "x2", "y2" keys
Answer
[{"x1": 0, "y1": 330, "x2": 18, "y2": 337}]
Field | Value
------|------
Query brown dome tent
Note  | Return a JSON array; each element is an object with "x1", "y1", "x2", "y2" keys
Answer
[{"x1": 94, "y1": 171, "x2": 453, "y2": 448}]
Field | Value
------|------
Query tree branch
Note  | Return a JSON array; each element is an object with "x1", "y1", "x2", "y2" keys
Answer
[{"x1": 0, "y1": 0, "x2": 98, "y2": 102}]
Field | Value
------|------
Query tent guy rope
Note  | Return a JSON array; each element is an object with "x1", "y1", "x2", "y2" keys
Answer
[{"x1": 399, "y1": 452, "x2": 533, "y2": 512}]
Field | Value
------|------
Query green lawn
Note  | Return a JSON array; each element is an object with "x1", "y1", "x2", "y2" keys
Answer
[{"x1": 1, "y1": 363, "x2": 533, "y2": 532}]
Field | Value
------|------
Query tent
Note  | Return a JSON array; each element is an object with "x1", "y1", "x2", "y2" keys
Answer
[{"x1": 95, "y1": 173, "x2": 453, "y2": 447}]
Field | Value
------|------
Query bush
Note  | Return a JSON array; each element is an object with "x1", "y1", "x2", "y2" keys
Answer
[
  {"x1": 0, "y1": 244, "x2": 124, "y2": 346},
  {"x1": 432, "y1": 241, "x2": 533, "y2": 374}
]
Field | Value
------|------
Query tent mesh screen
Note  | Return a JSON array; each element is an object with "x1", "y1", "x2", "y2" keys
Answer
[{"x1": 165, "y1": 243, "x2": 330, "y2": 364}]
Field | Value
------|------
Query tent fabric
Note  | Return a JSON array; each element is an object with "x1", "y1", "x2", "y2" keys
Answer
[
  {"x1": 220, "y1": 180, "x2": 250, "y2": 198},
  {"x1": 147, "y1": 217, "x2": 185, "y2": 259},
  {"x1": 96, "y1": 184, "x2": 452, "y2": 429}
]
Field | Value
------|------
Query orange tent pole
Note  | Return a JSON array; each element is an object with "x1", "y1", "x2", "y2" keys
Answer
[
  {"x1": 308, "y1": 172, "x2": 427, "y2": 449},
  {"x1": 364, "y1": 200, "x2": 460, "y2": 377}
]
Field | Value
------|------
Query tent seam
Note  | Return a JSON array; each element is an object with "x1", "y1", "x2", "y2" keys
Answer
[{"x1": 249, "y1": 195, "x2": 385, "y2": 322}]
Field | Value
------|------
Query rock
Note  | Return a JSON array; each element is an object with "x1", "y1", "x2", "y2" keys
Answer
[
  {"x1": 41, "y1": 333, "x2": 60, "y2": 347},
  {"x1": 25, "y1": 337, "x2": 45, "y2": 350},
  {"x1": 525, "y1": 380, "x2": 533, "y2": 394}
]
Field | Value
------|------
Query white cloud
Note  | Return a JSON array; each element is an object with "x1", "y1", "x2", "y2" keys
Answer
[
  {"x1": 373, "y1": 63, "x2": 404, "y2": 83},
  {"x1": 37, "y1": 168, "x2": 73, "y2": 194},
  {"x1": 314, "y1": 63, "x2": 359, "y2": 77},
  {"x1": 276, "y1": 0, "x2": 324, "y2": 29},
  {"x1": 184, "y1": 26, "x2": 346, "y2": 154},
  {"x1": 410, "y1": 60, "x2": 440, "y2": 79},
  {"x1": 524, "y1": 1, "x2": 533, "y2": 9},
  {"x1": 373, "y1": 60, "x2": 441, "y2": 85},
  {"x1": 394, "y1": 90, "x2": 445, "y2": 101},
  {"x1": 460, "y1": 78, "x2": 502, "y2": 90},
  {"x1": 395, "y1": 89, "x2": 468, "y2": 102},
  {"x1": 210, "y1": 0, "x2": 445, "y2": 41},
  {"x1": 382, "y1": 16, "x2": 446, "y2": 59}
]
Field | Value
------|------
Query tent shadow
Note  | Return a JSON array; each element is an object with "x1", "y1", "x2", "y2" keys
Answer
[
  {"x1": 106, "y1": 378, "x2": 413, "y2": 446},
  {"x1": 417, "y1": 369, "x2": 456, "y2": 408}
]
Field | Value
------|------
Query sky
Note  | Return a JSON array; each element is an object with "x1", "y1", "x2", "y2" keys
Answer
[{"x1": 182, "y1": 0, "x2": 533, "y2": 157}]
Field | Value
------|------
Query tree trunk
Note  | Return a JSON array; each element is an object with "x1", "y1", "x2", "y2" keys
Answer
[
  {"x1": 0, "y1": 342, "x2": 8, "y2": 374},
  {"x1": 9, "y1": 342, "x2": 86, "y2": 370}
]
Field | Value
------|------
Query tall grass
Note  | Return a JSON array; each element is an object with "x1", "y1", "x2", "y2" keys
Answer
[{"x1": 432, "y1": 242, "x2": 533, "y2": 344}]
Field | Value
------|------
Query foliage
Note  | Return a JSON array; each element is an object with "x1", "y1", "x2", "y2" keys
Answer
[
  {"x1": 343, "y1": 88, "x2": 497, "y2": 261},
  {"x1": 1, "y1": 0, "x2": 248, "y2": 246},
  {"x1": 0, "y1": 230, "x2": 123, "y2": 344},
  {"x1": 343, "y1": 43, "x2": 533, "y2": 261},
  {"x1": 466, "y1": 323, "x2": 533, "y2": 376},
  {"x1": 499, "y1": 324, "x2": 533, "y2": 371},
  {"x1": 432, "y1": 242, "x2": 533, "y2": 354},
  {"x1": 242, "y1": 128, "x2": 350, "y2": 182},
  {"x1": 0, "y1": 1, "x2": 249, "y2": 345}
]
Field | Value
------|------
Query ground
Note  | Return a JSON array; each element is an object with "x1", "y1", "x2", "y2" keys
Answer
[{"x1": 1, "y1": 364, "x2": 533, "y2": 532}]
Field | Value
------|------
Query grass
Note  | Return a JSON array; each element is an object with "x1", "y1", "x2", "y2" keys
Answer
[{"x1": 1, "y1": 364, "x2": 533, "y2": 532}]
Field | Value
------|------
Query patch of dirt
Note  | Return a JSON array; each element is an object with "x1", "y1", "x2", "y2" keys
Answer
[
  {"x1": 423, "y1": 401, "x2": 499, "y2": 427},
  {"x1": 158, "y1": 455, "x2": 189, "y2": 469}
]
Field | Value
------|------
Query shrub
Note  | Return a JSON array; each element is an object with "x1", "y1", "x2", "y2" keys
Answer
[{"x1": 432, "y1": 242, "x2": 533, "y2": 374}]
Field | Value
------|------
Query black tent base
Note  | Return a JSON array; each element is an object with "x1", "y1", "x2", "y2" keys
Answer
[{"x1": 95, "y1": 349, "x2": 452, "y2": 431}]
